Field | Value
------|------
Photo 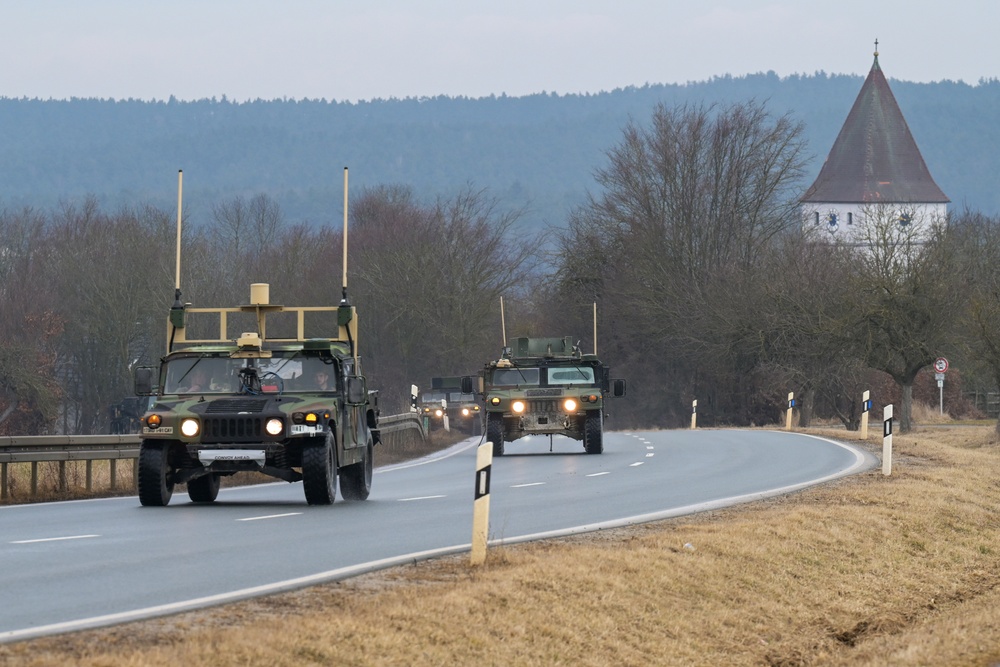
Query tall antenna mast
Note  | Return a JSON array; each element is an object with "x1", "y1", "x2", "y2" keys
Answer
[
  {"x1": 593, "y1": 302, "x2": 598, "y2": 355},
  {"x1": 342, "y1": 167, "x2": 349, "y2": 303},
  {"x1": 174, "y1": 169, "x2": 183, "y2": 299},
  {"x1": 500, "y1": 296, "x2": 507, "y2": 346}
]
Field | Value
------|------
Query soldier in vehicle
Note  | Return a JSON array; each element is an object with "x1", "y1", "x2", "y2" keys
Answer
[{"x1": 314, "y1": 368, "x2": 332, "y2": 391}]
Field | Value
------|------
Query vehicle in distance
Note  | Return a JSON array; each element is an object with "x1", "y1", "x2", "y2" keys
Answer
[{"x1": 465, "y1": 336, "x2": 625, "y2": 456}]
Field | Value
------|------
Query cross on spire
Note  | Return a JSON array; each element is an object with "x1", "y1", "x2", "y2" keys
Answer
[{"x1": 874, "y1": 38, "x2": 879, "y2": 57}]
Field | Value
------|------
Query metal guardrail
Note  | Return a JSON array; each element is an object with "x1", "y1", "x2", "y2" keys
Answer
[{"x1": 0, "y1": 412, "x2": 425, "y2": 500}]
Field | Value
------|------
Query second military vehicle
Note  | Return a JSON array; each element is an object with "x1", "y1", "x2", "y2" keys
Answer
[{"x1": 466, "y1": 336, "x2": 626, "y2": 456}]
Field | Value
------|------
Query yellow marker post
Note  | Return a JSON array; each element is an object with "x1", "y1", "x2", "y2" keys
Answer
[
  {"x1": 785, "y1": 392, "x2": 795, "y2": 430},
  {"x1": 470, "y1": 442, "x2": 493, "y2": 566},
  {"x1": 690, "y1": 399, "x2": 697, "y2": 429},
  {"x1": 860, "y1": 390, "x2": 871, "y2": 440}
]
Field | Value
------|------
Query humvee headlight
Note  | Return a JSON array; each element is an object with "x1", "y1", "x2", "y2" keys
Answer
[
  {"x1": 180, "y1": 418, "x2": 200, "y2": 437},
  {"x1": 489, "y1": 397, "x2": 501, "y2": 406},
  {"x1": 265, "y1": 418, "x2": 284, "y2": 436},
  {"x1": 304, "y1": 412, "x2": 318, "y2": 424},
  {"x1": 512, "y1": 400, "x2": 526, "y2": 413},
  {"x1": 461, "y1": 408, "x2": 470, "y2": 416},
  {"x1": 584, "y1": 394, "x2": 599, "y2": 403},
  {"x1": 563, "y1": 398, "x2": 578, "y2": 412},
  {"x1": 434, "y1": 409, "x2": 444, "y2": 418},
  {"x1": 146, "y1": 414, "x2": 162, "y2": 429}
]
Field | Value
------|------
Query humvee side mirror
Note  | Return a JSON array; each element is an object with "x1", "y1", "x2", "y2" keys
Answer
[
  {"x1": 346, "y1": 375, "x2": 367, "y2": 405},
  {"x1": 134, "y1": 367, "x2": 157, "y2": 396},
  {"x1": 612, "y1": 379, "x2": 627, "y2": 397}
]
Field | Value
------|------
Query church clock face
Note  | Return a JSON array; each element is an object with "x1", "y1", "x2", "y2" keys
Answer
[{"x1": 826, "y1": 209, "x2": 839, "y2": 231}]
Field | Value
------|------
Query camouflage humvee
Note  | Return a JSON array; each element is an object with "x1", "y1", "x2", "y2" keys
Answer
[
  {"x1": 134, "y1": 283, "x2": 379, "y2": 506},
  {"x1": 421, "y1": 376, "x2": 480, "y2": 434},
  {"x1": 464, "y1": 336, "x2": 626, "y2": 456}
]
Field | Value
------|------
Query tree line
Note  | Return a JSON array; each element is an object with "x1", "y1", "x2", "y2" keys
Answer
[{"x1": 2, "y1": 99, "x2": 999, "y2": 435}]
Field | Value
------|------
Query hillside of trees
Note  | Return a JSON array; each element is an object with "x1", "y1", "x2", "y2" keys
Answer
[
  {"x1": 3, "y1": 95, "x2": 1000, "y2": 438},
  {"x1": 1, "y1": 70, "x2": 999, "y2": 235}
]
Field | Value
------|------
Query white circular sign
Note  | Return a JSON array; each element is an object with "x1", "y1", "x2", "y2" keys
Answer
[{"x1": 934, "y1": 357, "x2": 949, "y2": 373}]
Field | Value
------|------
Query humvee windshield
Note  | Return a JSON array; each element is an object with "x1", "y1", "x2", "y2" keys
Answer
[
  {"x1": 490, "y1": 366, "x2": 595, "y2": 388},
  {"x1": 162, "y1": 352, "x2": 340, "y2": 394},
  {"x1": 420, "y1": 391, "x2": 447, "y2": 403}
]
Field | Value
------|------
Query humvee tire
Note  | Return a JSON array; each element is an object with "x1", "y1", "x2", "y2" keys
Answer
[
  {"x1": 340, "y1": 435, "x2": 373, "y2": 501},
  {"x1": 486, "y1": 412, "x2": 505, "y2": 457},
  {"x1": 187, "y1": 472, "x2": 221, "y2": 503},
  {"x1": 138, "y1": 440, "x2": 175, "y2": 507},
  {"x1": 303, "y1": 434, "x2": 337, "y2": 505},
  {"x1": 584, "y1": 410, "x2": 604, "y2": 455}
]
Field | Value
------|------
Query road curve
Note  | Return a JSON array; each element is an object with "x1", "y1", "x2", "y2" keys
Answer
[{"x1": 0, "y1": 428, "x2": 875, "y2": 642}]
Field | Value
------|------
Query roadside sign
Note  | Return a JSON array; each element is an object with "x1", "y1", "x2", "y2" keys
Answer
[{"x1": 934, "y1": 357, "x2": 949, "y2": 373}]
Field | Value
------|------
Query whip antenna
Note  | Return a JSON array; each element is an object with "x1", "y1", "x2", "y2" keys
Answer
[{"x1": 342, "y1": 167, "x2": 349, "y2": 302}]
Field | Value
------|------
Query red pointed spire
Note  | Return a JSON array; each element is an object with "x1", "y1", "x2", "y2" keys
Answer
[{"x1": 801, "y1": 48, "x2": 948, "y2": 204}]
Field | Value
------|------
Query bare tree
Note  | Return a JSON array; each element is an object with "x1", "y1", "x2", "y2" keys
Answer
[{"x1": 554, "y1": 101, "x2": 809, "y2": 426}]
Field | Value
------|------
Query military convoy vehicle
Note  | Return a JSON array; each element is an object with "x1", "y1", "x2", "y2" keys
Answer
[
  {"x1": 465, "y1": 336, "x2": 626, "y2": 456},
  {"x1": 133, "y1": 169, "x2": 378, "y2": 506},
  {"x1": 419, "y1": 376, "x2": 480, "y2": 433}
]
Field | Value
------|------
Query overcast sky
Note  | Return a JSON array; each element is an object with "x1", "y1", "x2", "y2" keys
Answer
[{"x1": 1, "y1": 0, "x2": 994, "y2": 102}]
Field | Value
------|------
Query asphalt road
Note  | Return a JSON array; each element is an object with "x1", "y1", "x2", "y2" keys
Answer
[{"x1": 0, "y1": 428, "x2": 875, "y2": 642}]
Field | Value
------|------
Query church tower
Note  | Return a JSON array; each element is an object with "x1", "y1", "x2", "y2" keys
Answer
[{"x1": 800, "y1": 44, "x2": 949, "y2": 242}]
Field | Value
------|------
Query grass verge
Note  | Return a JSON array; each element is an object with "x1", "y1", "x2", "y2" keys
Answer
[{"x1": 2, "y1": 425, "x2": 1000, "y2": 666}]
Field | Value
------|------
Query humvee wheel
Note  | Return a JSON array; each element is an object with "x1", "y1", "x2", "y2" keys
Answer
[
  {"x1": 138, "y1": 441, "x2": 175, "y2": 506},
  {"x1": 486, "y1": 413, "x2": 505, "y2": 457},
  {"x1": 303, "y1": 434, "x2": 337, "y2": 505},
  {"x1": 187, "y1": 472, "x2": 221, "y2": 503},
  {"x1": 584, "y1": 410, "x2": 604, "y2": 455},
  {"x1": 340, "y1": 434, "x2": 373, "y2": 501}
]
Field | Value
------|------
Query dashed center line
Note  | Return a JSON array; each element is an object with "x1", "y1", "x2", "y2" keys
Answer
[
  {"x1": 237, "y1": 513, "x2": 302, "y2": 522},
  {"x1": 11, "y1": 534, "x2": 99, "y2": 544},
  {"x1": 511, "y1": 482, "x2": 545, "y2": 488},
  {"x1": 646, "y1": 453, "x2": 655, "y2": 457},
  {"x1": 586, "y1": 471, "x2": 610, "y2": 477},
  {"x1": 397, "y1": 495, "x2": 447, "y2": 502},
  {"x1": 629, "y1": 461, "x2": 645, "y2": 467}
]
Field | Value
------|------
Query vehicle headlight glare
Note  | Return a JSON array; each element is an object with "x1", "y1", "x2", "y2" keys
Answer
[
  {"x1": 563, "y1": 398, "x2": 578, "y2": 412},
  {"x1": 265, "y1": 418, "x2": 284, "y2": 436},
  {"x1": 512, "y1": 400, "x2": 526, "y2": 413},
  {"x1": 462, "y1": 408, "x2": 470, "y2": 416},
  {"x1": 180, "y1": 418, "x2": 200, "y2": 437},
  {"x1": 434, "y1": 409, "x2": 444, "y2": 417}
]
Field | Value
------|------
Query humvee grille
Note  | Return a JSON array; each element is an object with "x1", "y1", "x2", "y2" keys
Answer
[
  {"x1": 206, "y1": 399, "x2": 268, "y2": 413},
  {"x1": 528, "y1": 399, "x2": 558, "y2": 413},
  {"x1": 203, "y1": 417, "x2": 263, "y2": 442}
]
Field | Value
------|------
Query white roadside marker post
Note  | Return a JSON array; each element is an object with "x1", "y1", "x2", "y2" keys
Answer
[
  {"x1": 470, "y1": 441, "x2": 493, "y2": 566},
  {"x1": 883, "y1": 404, "x2": 893, "y2": 476},
  {"x1": 690, "y1": 399, "x2": 697, "y2": 430}
]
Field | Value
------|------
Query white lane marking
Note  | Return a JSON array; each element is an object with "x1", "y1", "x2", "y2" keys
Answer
[
  {"x1": 629, "y1": 462, "x2": 645, "y2": 467},
  {"x1": 646, "y1": 453, "x2": 655, "y2": 458},
  {"x1": 397, "y1": 495, "x2": 446, "y2": 502},
  {"x1": 586, "y1": 472, "x2": 610, "y2": 477},
  {"x1": 237, "y1": 513, "x2": 302, "y2": 522},
  {"x1": 646, "y1": 446, "x2": 654, "y2": 449},
  {"x1": 511, "y1": 482, "x2": 545, "y2": 488},
  {"x1": 11, "y1": 534, "x2": 99, "y2": 544}
]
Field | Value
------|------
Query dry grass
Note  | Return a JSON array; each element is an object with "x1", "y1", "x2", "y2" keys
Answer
[{"x1": 3, "y1": 424, "x2": 1000, "y2": 666}]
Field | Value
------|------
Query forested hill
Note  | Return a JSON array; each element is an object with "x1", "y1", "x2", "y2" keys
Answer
[{"x1": 1, "y1": 70, "x2": 998, "y2": 230}]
